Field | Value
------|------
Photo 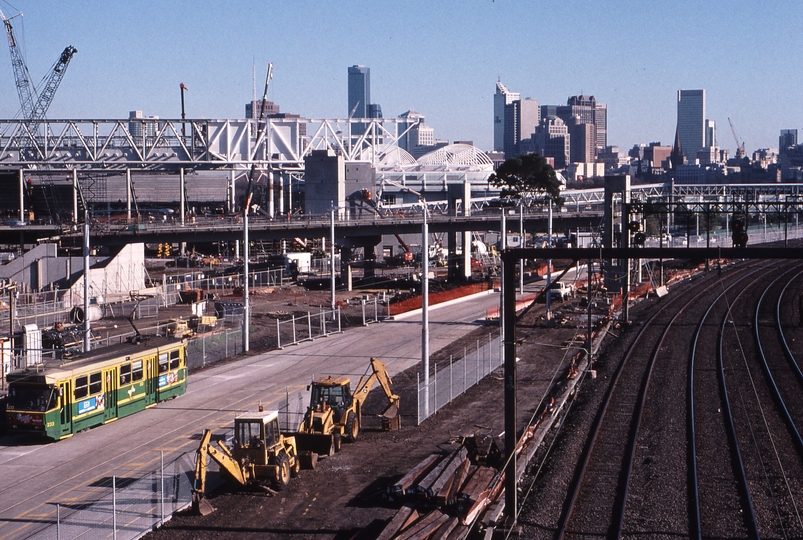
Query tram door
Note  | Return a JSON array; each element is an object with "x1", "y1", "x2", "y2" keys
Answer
[
  {"x1": 59, "y1": 381, "x2": 72, "y2": 437},
  {"x1": 104, "y1": 367, "x2": 118, "y2": 421},
  {"x1": 145, "y1": 356, "x2": 157, "y2": 405}
]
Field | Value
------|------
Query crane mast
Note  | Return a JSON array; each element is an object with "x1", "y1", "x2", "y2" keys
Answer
[
  {"x1": 1, "y1": 8, "x2": 36, "y2": 120},
  {"x1": 1, "y1": 8, "x2": 76, "y2": 137},
  {"x1": 728, "y1": 117, "x2": 746, "y2": 159}
]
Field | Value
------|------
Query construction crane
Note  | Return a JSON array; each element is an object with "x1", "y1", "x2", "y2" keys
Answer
[
  {"x1": 1, "y1": 8, "x2": 76, "y2": 133},
  {"x1": 1, "y1": 7, "x2": 36, "y2": 120},
  {"x1": 728, "y1": 117, "x2": 746, "y2": 159}
]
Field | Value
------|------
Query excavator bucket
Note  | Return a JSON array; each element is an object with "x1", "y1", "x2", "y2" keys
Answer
[
  {"x1": 292, "y1": 432, "x2": 337, "y2": 457},
  {"x1": 380, "y1": 401, "x2": 401, "y2": 431}
]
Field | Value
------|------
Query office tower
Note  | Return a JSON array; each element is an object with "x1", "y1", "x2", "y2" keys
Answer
[
  {"x1": 348, "y1": 65, "x2": 371, "y2": 119},
  {"x1": 780, "y1": 129, "x2": 798, "y2": 153},
  {"x1": 534, "y1": 116, "x2": 570, "y2": 169},
  {"x1": 547, "y1": 96, "x2": 607, "y2": 157},
  {"x1": 494, "y1": 81, "x2": 520, "y2": 152},
  {"x1": 677, "y1": 89, "x2": 705, "y2": 162},
  {"x1": 503, "y1": 98, "x2": 539, "y2": 158},
  {"x1": 246, "y1": 99, "x2": 279, "y2": 119},
  {"x1": 569, "y1": 118, "x2": 595, "y2": 164},
  {"x1": 705, "y1": 119, "x2": 716, "y2": 148},
  {"x1": 398, "y1": 110, "x2": 435, "y2": 155}
]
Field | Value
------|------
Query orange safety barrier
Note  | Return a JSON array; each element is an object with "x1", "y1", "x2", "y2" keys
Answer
[{"x1": 388, "y1": 282, "x2": 491, "y2": 316}]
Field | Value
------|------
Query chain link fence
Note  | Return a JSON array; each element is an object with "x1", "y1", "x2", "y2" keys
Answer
[
  {"x1": 417, "y1": 332, "x2": 501, "y2": 425},
  {"x1": 276, "y1": 308, "x2": 341, "y2": 349},
  {"x1": 28, "y1": 451, "x2": 195, "y2": 540},
  {"x1": 185, "y1": 326, "x2": 244, "y2": 370}
]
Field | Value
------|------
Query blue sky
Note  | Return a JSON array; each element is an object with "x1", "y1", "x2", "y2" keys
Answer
[{"x1": 0, "y1": 0, "x2": 801, "y2": 155}]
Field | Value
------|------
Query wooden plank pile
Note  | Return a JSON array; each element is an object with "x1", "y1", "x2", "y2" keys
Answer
[{"x1": 377, "y1": 439, "x2": 504, "y2": 539}]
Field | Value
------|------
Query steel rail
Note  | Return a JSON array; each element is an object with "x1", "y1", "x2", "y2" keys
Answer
[
  {"x1": 717, "y1": 272, "x2": 764, "y2": 540},
  {"x1": 555, "y1": 268, "x2": 742, "y2": 539},
  {"x1": 688, "y1": 262, "x2": 771, "y2": 539}
]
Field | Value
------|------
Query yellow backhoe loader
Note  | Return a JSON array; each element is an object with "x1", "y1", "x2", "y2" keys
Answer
[
  {"x1": 293, "y1": 357, "x2": 400, "y2": 456},
  {"x1": 192, "y1": 409, "x2": 303, "y2": 515}
]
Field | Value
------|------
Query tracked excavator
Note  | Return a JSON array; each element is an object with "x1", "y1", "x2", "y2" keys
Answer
[
  {"x1": 293, "y1": 357, "x2": 401, "y2": 457},
  {"x1": 192, "y1": 409, "x2": 303, "y2": 515}
]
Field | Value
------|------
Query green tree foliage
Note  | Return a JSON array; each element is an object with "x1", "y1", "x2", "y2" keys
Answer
[{"x1": 488, "y1": 153, "x2": 563, "y2": 204}]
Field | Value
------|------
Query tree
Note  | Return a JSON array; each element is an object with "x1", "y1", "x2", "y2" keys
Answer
[{"x1": 488, "y1": 152, "x2": 563, "y2": 205}]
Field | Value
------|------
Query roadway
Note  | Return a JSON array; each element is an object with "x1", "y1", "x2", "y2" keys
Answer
[{"x1": 0, "y1": 290, "x2": 502, "y2": 540}]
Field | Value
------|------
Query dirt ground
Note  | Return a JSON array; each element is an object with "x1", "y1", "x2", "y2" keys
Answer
[{"x1": 143, "y1": 286, "x2": 605, "y2": 540}]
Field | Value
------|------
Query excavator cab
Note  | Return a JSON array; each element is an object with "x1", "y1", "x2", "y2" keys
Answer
[
  {"x1": 310, "y1": 378, "x2": 352, "y2": 423},
  {"x1": 293, "y1": 358, "x2": 401, "y2": 457},
  {"x1": 192, "y1": 410, "x2": 302, "y2": 515}
]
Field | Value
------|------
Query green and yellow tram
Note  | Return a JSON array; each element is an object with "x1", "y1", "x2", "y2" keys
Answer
[{"x1": 5, "y1": 337, "x2": 187, "y2": 441}]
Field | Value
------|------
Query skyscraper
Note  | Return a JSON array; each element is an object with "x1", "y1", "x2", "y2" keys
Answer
[
  {"x1": 503, "y1": 98, "x2": 539, "y2": 158},
  {"x1": 348, "y1": 65, "x2": 371, "y2": 119},
  {"x1": 494, "y1": 81, "x2": 520, "y2": 152},
  {"x1": 677, "y1": 89, "x2": 705, "y2": 162}
]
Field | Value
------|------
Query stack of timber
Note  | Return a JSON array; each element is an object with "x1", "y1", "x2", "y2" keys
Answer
[{"x1": 378, "y1": 438, "x2": 505, "y2": 539}]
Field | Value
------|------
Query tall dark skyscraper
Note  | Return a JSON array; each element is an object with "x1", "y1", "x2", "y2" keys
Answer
[
  {"x1": 348, "y1": 65, "x2": 382, "y2": 136},
  {"x1": 348, "y1": 65, "x2": 370, "y2": 120},
  {"x1": 677, "y1": 89, "x2": 705, "y2": 162}
]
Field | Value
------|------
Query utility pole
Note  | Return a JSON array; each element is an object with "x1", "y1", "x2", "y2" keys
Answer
[
  {"x1": 422, "y1": 205, "x2": 430, "y2": 417},
  {"x1": 330, "y1": 206, "x2": 336, "y2": 312},
  {"x1": 179, "y1": 83, "x2": 188, "y2": 137}
]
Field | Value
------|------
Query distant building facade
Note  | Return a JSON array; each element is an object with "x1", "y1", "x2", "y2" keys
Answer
[
  {"x1": 503, "y1": 98, "x2": 539, "y2": 158},
  {"x1": 348, "y1": 65, "x2": 382, "y2": 136},
  {"x1": 494, "y1": 81, "x2": 520, "y2": 152},
  {"x1": 532, "y1": 116, "x2": 570, "y2": 169},
  {"x1": 677, "y1": 89, "x2": 705, "y2": 162},
  {"x1": 246, "y1": 99, "x2": 280, "y2": 119},
  {"x1": 398, "y1": 110, "x2": 435, "y2": 155}
]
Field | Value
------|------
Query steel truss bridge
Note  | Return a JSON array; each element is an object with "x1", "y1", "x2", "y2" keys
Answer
[{"x1": 0, "y1": 117, "x2": 418, "y2": 170}]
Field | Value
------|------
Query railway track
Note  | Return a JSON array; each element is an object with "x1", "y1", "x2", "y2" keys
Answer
[{"x1": 519, "y1": 260, "x2": 803, "y2": 539}]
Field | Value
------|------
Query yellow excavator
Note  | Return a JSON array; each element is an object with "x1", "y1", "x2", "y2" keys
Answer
[
  {"x1": 293, "y1": 357, "x2": 401, "y2": 456},
  {"x1": 192, "y1": 409, "x2": 303, "y2": 515}
]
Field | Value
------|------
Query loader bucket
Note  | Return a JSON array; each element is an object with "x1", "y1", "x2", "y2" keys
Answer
[
  {"x1": 292, "y1": 432, "x2": 336, "y2": 456},
  {"x1": 297, "y1": 450, "x2": 318, "y2": 470}
]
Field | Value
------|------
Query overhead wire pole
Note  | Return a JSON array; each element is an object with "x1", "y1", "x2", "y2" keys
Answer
[
  {"x1": 330, "y1": 206, "x2": 336, "y2": 312},
  {"x1": 422, "y1": 202, "x2": 430, "y2": 417},
  {"x1": 502, "y1": 249, "x2": 517, "y2": 525},
  {"x1": 242, "y1": 62, "x2": 274, "y2": 353}
]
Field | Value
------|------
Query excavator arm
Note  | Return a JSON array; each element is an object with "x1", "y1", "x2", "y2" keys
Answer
[
  {"x1": 193, "y1": 428, "x2": 249, "y2": 496},
  {"x1": 353, "y1": 357, "x2": 401, "y2": 426}
]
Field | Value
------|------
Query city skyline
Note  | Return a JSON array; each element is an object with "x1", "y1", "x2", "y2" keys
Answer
[{"x1": 0, "y1": 0, "x2": 800, "y2": 155}]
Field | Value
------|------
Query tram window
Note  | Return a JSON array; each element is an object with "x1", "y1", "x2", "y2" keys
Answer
[
  {"x1": 89, "y1": 372, "x2": 102, "y2": 395},
  {"x1": 158, "y1": 353, "x2": 169, "y2": 373},
  {"x1": 132, "y1": 360, "x2": 144, "y2": 381},
  {"x1": 120, "y1": 363, "x2": 131, "y2": 385},
  {"x1": 75, "y1": 376, "x2": 88, "y2": 399},
  {"x1": 169, "y1": 350, "x2": 180, "y2": 369}
]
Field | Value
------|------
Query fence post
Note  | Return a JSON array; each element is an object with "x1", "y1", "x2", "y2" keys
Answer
[
  {"x1": 374, "y1": 297, "x2": 378, "y2": 322},
  {"x1": 362, "y1": 300, "x2": 366, "y2": 326},
  {"x1": 416, "y1": 371, "x2": 420, "y2": 426},
  {"x1": 277, "y1": 318, "x2": 282, "y2": 349},
  {"x1": 322, "y1": 308, "x2": 327, "y2": 335},
  {"x1": 463, "y1": 347, "x2": 467, "y2": 396},
  {"x1": 160, "y1": 450, "x2": 165, "y2": 525},
  {"x1": 433, "y1": 364, "x2": 437, "y2": 414},
  {"x1": 202, "y1": 335, "x2": 206, "y2": 368},
  {"x1": 113, "y1": 475, "x2": 117, "y2": 540},
  {"x1": 476, "y1": 340, "x2": 480, "y2": 385},
  {"x1": 307, "y1": 312, "x2": 312, "y2": 339},
  {"x1": 292, "y1": 315, "x2": 297, "y2": 344},
  {"x1": 56, "y1": 503, "x2": 60, "y2": 540},
  {"x1": 285, "y1": 387, "x2": 290, "y2": 430},
  {"x1": 450, "y1": 355, "x2": 453, "y2": 402},
  {"x1": 338, "y1": 306, "x2": 341, "y2": 333}
]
